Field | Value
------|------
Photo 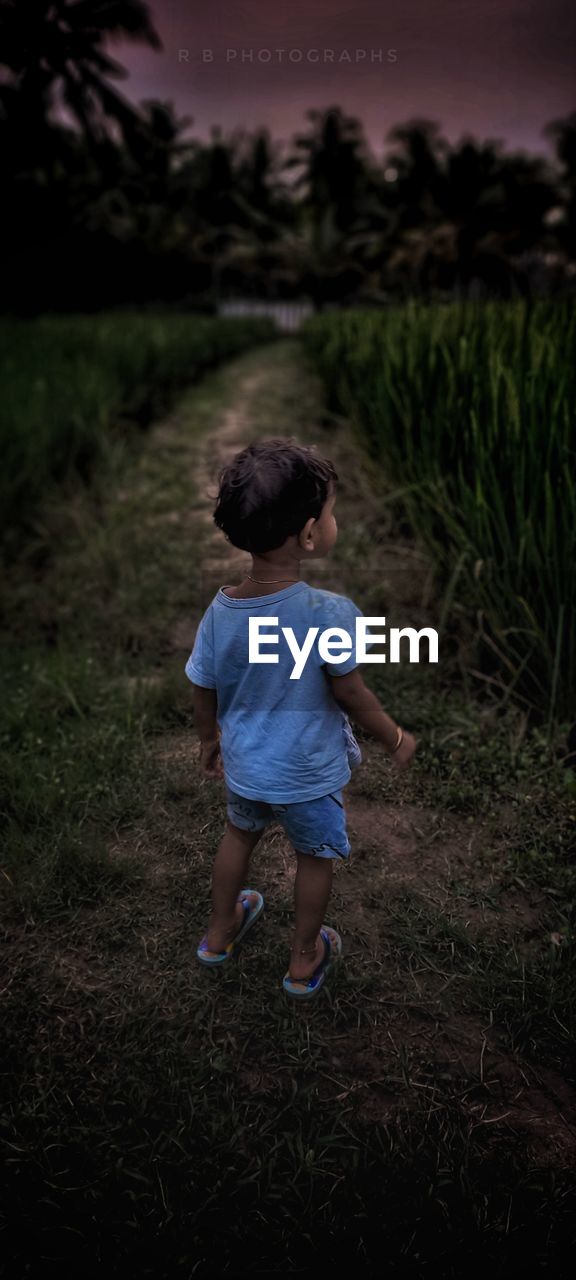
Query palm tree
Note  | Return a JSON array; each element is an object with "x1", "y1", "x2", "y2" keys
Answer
[
  {"x1": 361, "y1": 118, "x2": 450, "y2": 297},
  {"x1": 283, "y1": 106, "x2": 375, "y2": 305},
  {"x1": 215, "y1": 129, "x2": 300, "y2": 298},
  {"x1": 79, "y1": 100, "x2": 198, "y2": 258},
  {"x1": 383, "y1": 118, "x2": 449, "y2": 229},
  {"x1": 235, "y1": 128, "x2": 295, "y2": 241},
  {"x1": 377, "y1": 121, "x2": 557, "y2": 298},
  {"x1": 0, "y1": 0, "x2": 162, "y2": 166},
  {"x1": 441, "y1": 139, "x2": 555, "y2": 293},
  {"x1": 286, "y1": 106, "x2": 373, "y2": 232},
  {"x1": 544, "y1": 111, "x2": 576, "y2": 259},
  {"x1": 0, "y1": 1, "x2": 169, "y2": 311}
]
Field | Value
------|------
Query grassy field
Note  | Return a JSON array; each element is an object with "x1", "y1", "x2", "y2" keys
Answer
[
  {"x1": 0, "y1": 311, "x2": 276, "y2": 543},
  {"x1": 1, "y1": 334, "x2": 575, "y2": 1276},
  {"x1": 302, "y1": 300, "x2": 576, "y2": 728}
]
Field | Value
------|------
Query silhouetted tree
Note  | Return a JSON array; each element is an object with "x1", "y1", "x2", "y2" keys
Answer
[
  {"x1": 383, "y1": 118, "x2": 449, "y2": 229},
  {"x1": 283, "y1": 106, "x2": 376, "y2": 305},
  {"x1": 377, "y1": 120, "x2": 558, "y2": 299},
  {"x1": 0, "y1": 0, "x2": 167, "y2": 310},
  {"x1": 545, "y1": 110, "x2": 576, "y2": 259},
  {"x1": 0, "y1": 4, "x2": 572, "y2": 313},
  {"x1": 0, "y1": 0, "x2": 162, "y2": 165}
]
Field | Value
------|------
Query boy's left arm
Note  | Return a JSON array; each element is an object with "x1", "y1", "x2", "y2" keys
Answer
[{"x1": 190, "y1": 684, "x2": 223, "y2": 780}]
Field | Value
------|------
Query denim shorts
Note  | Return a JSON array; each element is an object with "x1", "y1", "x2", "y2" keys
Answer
[{"x1": 225, "y1": 786, "x2": 351, "y2": 860}]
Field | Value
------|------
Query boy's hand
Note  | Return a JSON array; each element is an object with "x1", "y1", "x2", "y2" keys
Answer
[
  {"x1": 390, "y1": 730, "x2": 418, "y2": 772},
  {"x1": 199, "y1": 737, "x2": 224, "y2": 780}
]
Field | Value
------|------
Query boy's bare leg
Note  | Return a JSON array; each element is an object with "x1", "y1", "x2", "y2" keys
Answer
[
  {"x1": 289, "y1": 853, "x2": 334, "y2": 981},
  {"x1": 205, "y1": 821, "x2": 263, "y2": 952}
]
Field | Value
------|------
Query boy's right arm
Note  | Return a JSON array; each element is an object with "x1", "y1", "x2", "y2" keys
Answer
[{"x1": 327, "y1": 669, "x2": 417, "y2": 772}]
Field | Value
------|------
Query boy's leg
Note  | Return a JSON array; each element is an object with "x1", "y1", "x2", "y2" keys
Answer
[
  {"x1": 206, "y1": 820, "x2": 263, "y2": 952},
  {"x1": 289, "y1": 852, "x2": 334, "y2": 981}
]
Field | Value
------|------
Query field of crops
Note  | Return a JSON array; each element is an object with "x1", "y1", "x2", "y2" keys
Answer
[
  {"x1": 2, "y1": 327, "x2": 575, "y2": 1276},
  {"x1": 302, "y1": 300, "x2": 576, "y2": 726},
  {"x1": 0, "y1": 312, "x2": 277, "y2": 538}
]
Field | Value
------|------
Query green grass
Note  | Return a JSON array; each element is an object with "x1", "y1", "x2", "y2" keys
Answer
[
  {"x1": 2, "y1": 873, "x2": 575, "y2": 1276},
  {"x1": 381, "y1": 885, "x2": 575, "y2": 1068},
  {"x1": 0, "y1": 642, "x2": 159, "y2": 911},
  {"x1": 301, "y1": 300, "x2": 576, "y2": 725},
  {"x1": 1, "y1": 1069, "x2": 573, "y2": 1276},
  {"x1": 364, "y1": 661, "x2": 576, "y2": 812},
  {"x1": 2, "y1": 335, "x2": 576, "y2": 1277},
  {"x1": 0, "y1": 311, "x2": 277, "y2": 541},
  {"x1": 1, "y1": 339, "x2": 280, "y2": 908}
]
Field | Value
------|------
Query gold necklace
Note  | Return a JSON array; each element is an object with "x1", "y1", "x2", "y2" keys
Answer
[{"x1": 247, "y1": 573, "x2": 300, "y2": 584}]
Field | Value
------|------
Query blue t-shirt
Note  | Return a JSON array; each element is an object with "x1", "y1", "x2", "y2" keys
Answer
[{"x1": 185, "y1": 581, "x2": 367, "y2": 803}]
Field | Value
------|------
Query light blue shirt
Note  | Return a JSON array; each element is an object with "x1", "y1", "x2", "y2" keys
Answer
[{"x1": 185, "y1": 581, "x2": 366, "y2": 802}]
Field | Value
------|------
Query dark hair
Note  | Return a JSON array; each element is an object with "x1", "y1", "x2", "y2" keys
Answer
[{"x1": 213, "y1": 437, "x2": 338, "y2": 553}]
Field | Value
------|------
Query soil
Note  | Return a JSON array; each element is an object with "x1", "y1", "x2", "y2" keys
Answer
[
  {"x1": 5, "y1": 341, "x2": 576, "y2": 1179},
  {"x1": 149, "y1": 349, "x2": 576, "y2": 1169}
]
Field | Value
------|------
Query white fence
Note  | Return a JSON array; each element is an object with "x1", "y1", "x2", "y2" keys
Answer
[{"x1": 218, "y1": 299, "x2": 314, "y2": 332}]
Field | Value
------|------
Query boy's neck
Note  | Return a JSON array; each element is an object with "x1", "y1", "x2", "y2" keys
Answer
[
  {"x1": 221, "y1": 557, "x2": 302, "y2": 598},
  {"x1": 247, "y1": 556, "x2": 301, "y2": 586}
]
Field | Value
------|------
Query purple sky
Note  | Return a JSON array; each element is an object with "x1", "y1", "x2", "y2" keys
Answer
[{"x1": 106, "y1": 0, "x2": 576, "y2": 162}]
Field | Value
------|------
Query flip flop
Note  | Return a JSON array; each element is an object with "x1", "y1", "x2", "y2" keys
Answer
[
  {"x1": 282, "y1": 926, "x2": 342, "y2": 999},
  {"x1": 197, "y1": 889, "x2": 264, "y2": 966}
]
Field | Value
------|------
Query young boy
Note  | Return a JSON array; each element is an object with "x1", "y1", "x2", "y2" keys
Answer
[{"x1": 186, "y1": 437, "x2": 417, "y2": 999}]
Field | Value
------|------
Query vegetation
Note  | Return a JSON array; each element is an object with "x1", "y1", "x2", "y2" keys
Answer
[
  {"x1": 1, "y1": 1, "x2": 574, "y2": 1270},
  {"x1": 0, "y1": 313, "x2": 276, "y2": 538},
  {"x1": 302, "y1": 300, "x2": 576, "y2": 726},
  {"x1": 1, "y1": 340, "x2": 575, "y2": 1276},
  {"x1": 1, "y1": 4, "x2": 575, "y2": 313}
]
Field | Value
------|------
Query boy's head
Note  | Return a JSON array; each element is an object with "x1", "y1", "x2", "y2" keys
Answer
[{"x1": 213, "y1": 437, "x2": 338, "y2": 556}]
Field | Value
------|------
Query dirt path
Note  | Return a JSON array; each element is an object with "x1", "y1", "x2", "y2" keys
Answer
[
  {"x1": 147, "y1": 341, "x2": 576, "y2": 1168},
  {"x1": 4, "y1": 335, "x2": 575, "y2": 1242}
]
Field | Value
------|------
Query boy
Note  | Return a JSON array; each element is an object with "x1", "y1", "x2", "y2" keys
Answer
[{"x1": 186, "y1": 437, "x2": 417, "y2": 999}]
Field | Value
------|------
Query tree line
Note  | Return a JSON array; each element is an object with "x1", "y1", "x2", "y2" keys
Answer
[{"x1": 1, "y1": 0, "x2": 575, "y2": 313}]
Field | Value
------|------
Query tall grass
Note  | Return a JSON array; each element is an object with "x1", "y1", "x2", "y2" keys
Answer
[
  {"x1": 302, "y1": 300, "x2": 576, "y2": 725},
  {"x1": 0, "y1": 311, "x2": 277, "y2": 536}
]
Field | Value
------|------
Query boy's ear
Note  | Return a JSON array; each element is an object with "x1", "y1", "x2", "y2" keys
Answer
[{"x1": 298, "y1": 516, "x2": 316, "y2": 550}]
